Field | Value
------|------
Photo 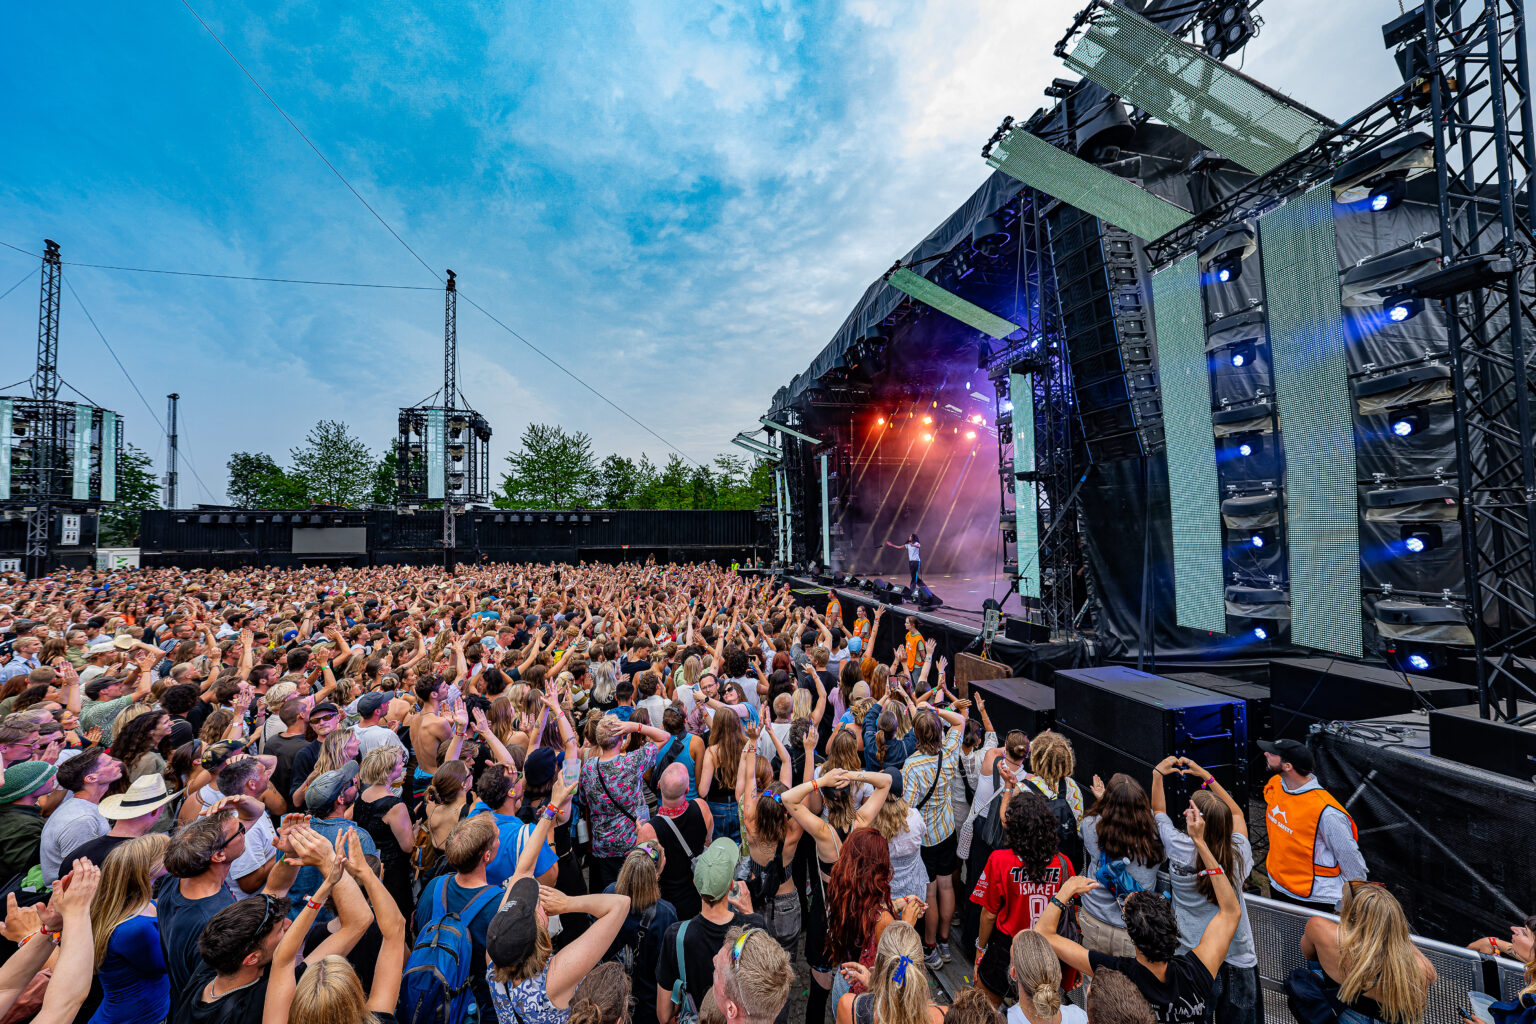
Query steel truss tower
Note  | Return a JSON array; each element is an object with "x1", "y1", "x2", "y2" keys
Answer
[
  {"x1": 1426, "y1": 0, "x2": 1536, "y2": 721},
  {"x1": 443, "y1": 270, "x2": 457, "y2": 566},
  {"x1": 26, "y1": 241, "x2": 63, "y2": 577}
]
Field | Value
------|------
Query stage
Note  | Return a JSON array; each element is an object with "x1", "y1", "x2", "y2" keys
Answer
[{"x1": 860, "y1": 571, "x2": 1016, "y2": 629}]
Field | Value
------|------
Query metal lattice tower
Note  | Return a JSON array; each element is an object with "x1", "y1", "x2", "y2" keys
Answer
[
  {"x1": 1425, "y1": 0, "x2": 1536, "y2": 720},
  {"x1": 166, "y1": 393, "x2": 180, "y2": 509},
  {"x1": 35, "y1": 240, "x2": 61, "y2": 405},
  {"x1": 443, "y1": 270, "x2": 457, "y2": 566}
]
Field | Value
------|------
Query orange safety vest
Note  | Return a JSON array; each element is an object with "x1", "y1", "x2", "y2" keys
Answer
[
  {"x1": 827, "y1": 595, "x2": 841, "y2": 621},
  {"x1": 853, "y1": 617, "x2": 870, "y2": 640},
  {"x1": 1264, "y1": 775, "x2": 1358, "y2": 898},
  {"x1": 905, "y1": 630, "x2": 926, "y2": 671}
]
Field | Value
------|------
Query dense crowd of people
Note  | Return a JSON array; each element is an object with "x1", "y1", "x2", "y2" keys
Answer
[{"x1": 0, "y1": 560, "x2": 1526, "y2": 1024}]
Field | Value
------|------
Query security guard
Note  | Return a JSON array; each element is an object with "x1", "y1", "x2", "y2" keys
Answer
[{"x1": 1259, "y1": 738, "x2": 1367, "y2": 909}]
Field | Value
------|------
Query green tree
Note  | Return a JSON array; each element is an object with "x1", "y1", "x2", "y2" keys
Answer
[
  {"x1": 98, "y1": 444, "x2": 160, "y2": 546},
  {"x1": 289, "y1": 420, "x2": 374, "y2": 506},
  {"x1": 596, "y1": 454, "x2": 641, "y2": 509},
  {"x1": 496, "y1": 423, "x2": 598, "y2": 509},
  {"x1": 369, "y1": 449, "x2": 399, "y2": 506},
  {"x1": 226, "y1": 451, "x2": 310, "y2": 508},
  {"x1": 710, "y1": 453, "x2": 774, "y2": 509},
  {"x1": 635, "y1": 453, "x2": 691, "y2": 509}
]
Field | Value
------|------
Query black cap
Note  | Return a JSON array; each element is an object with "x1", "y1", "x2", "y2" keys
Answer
[
  {"x1": 524, "y1": 747, "x2": 560, "y2": 787},
  {"x1": 1257, "y1": 738, "x2": 1314, "y2": 776},
  {"x1": 486, "y1": 877, "x2": 540, "y2": 967}
]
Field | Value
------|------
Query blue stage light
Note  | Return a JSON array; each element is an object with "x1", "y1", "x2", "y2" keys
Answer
[
  {"x1": 1388, "y1": 303, "x2": 1411, "y2": 322},
  {"x1": 1382, "y1": 293, "x2": 1421, "y2": 323},
  {"x1": 1370, "y1": 193, "x2": 1390, "y2": 211},
  {"x1": 1237, "y1": 443, "x2": 1254, "y2": 457},
  {"x1": 1391, "y1": 417, "x2": 1416, "y2": 437},
  {"x1": 1404, "y1": 536, "x2": 1426, "y2": 553},
  {"x1": 1250, "y1": 534, "x2": 1264, "y2": 548},
  {"x1": 1231, "y1": 351, "x2": 1246, "y2": 367},
  {"x1": 1218, "y1": 267, "x2": 1232, "y2": 283},
  {"x1": 1253, "y1": 626, "x2": 1268, "y2": 641},
  {"x1": 1406, "y1": 653, "x2": 1431, "y2": 671}
]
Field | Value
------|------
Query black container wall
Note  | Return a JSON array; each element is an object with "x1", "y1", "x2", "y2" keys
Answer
[{"x1": 137, "y1": 508, "x2": 770, "y2": 569}]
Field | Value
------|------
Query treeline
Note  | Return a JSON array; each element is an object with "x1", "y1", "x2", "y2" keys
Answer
[{"x1": 222, "y1": 420, "x2": 773, "y2": 511}]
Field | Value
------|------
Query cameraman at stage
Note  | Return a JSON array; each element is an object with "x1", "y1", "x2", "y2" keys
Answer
[{"x1": 1259, "y1": 738, "x2": 1366, "y2": 910}]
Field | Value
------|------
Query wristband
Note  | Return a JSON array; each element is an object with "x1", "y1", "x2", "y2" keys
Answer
[
  {"x1": 812, "y1": 779, "x2": 820, "y2": 792},
  {"x1": 1048, "y1": 895, "x2": 1069, "y2": 912},
  {"x1": 542, "y1": 805, "x2": 558, "y2": 820},
  {"x1": 1199, "y1": 867, "x2": 1224, "y2": 877},
  {"x1": 306, "y1": 897, "x2": 325, "y2": 911},
  {"x1": 1201, "y1": 777, "x2": 1213, "y2": 789}
]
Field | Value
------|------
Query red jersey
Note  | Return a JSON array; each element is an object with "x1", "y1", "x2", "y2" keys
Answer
[{"x1": 969, "y1": 850, "x2": 1074, "y2": 937}]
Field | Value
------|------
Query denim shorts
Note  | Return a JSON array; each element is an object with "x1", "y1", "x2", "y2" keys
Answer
[{"x1": 707, "y1": 799, "x2": 740, "y2": 843}]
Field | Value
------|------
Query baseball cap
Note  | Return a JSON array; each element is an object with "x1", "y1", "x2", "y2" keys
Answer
[
  {"x1": 848, "y1": 636, "x2": 863, "y2": 654},
  {"x1": 1257, "y1": 738, "x2": 1314, "y2": 776},
  {"x1": 86, "y1": 641, "x2": 117, "y2": 657},
  {"x1": 524, "y1": 747, "x2": 560, "y2": 787},
  {"x1": 486, "y1": 877, "x2": 540, "y2": 967},
  {"x1": 306, "y1": 762, "x2": 360, "y2": 815},
  {"x1": 200, "y1": 740, "x2": 248, "y2": 771},
  {"x1": 694, "y1": 837, "x2": 741, "y2": 902},
  {"x1": 356, "y1": 692, "x2": 393, "y2": 719},
  {"x1": 310, "y1": 702, "x2": 340, "y2": 719}
]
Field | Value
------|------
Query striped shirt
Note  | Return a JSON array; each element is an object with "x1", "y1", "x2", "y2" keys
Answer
[{"x1": 902, "y1": 725, "x2": 964, "y2": 844}]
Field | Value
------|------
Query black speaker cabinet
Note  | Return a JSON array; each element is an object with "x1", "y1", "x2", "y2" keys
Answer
[
  {"x1": 1054, "y1": 667, "x2": 1249, "y2": 810},
  {"x1": 966, "y1": 676, "x2": 1055, "y2": 738},
  {"x1": 1164, "y1": 672, "x2": 1272, "y2": 771},
  {"x1": 1428, "y1": 704, "x2": 1536, "y2": 782},
  {"x1": 1268, "y1": 657, "x2": 1477, "y2": 740}
]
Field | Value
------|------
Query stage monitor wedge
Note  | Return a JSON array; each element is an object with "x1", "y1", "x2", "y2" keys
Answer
[
  {"x1": 985, "y1": 127, "x2": 1194, "y2": 242},
  {"x1": 1259, "y1": 184, "x2": 1361, "y2": 657},
  {"x1": 886, "y1": 268, "x2": 1022, "y2": 341},
  {"x1": 1064, "y1": 3, "x2": 1328, "y2": 175},
  {"x1": 1151, "y1": 252, "x2": 1226, "y2": 634},
  {"x1": 1011, "y1": 370, "x2": 1041, "y2": 599}
]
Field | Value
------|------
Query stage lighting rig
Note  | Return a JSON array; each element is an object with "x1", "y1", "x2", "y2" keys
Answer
[
  {"x1": 1382, "y1": 293, "x2": 1422, "y2": 323},
  {"x1": 1199, "y1": 0, "x2": 1258, "y2": 61},
  {"x1": 1400, "y1": 524, "x2": 1443, "y2": 554},
  {"x1": 1367, "y1": 178, "x2": 1407, "y2": 212}
]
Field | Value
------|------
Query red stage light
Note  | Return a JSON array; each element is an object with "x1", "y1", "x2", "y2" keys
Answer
[
  {"x1": 922, "y1": 415, "x2": 933, "y2": 425},
  {"x1": 876, "y1": 416, "x2": 885, "y2": 425},
  {"x1": 966, "y1": 430, "x2": 977, "y2": 439},
  {"x1": 922, "y1": 432, "x2": 933, "y2": 442}
]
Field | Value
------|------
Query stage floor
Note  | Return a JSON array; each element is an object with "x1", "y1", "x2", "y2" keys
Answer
[{"x1": 858, "y1": 572, "x2": 1017, "y2": 629}]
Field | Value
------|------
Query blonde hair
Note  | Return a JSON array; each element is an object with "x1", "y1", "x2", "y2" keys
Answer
[
  {"x1": 264, "y1": 681, "x2": 298, "y2": 711},
  {"x1": 717, "y1": 926, "x2": 792, "y2": 1024},
  {"x1": 872, "y1": 793, "x2": 913, "y2": 843},
  {"x1": 596, "y1": 714, "x2": 625, "y2": 750},
  {"x1": 358, "y1": 745, "x2": 401, "y2": 788},
  {"x1": 615, "y1": 841, "x2": 661, "y2": 914},
  {"x1": 871, "y1": 922, "x2": 932, "y2": 1024},
  {"x1": 90, "y1": 834, "x2": 169, "y2": 969},
  {"x1": 1009, "y1": 929, "x2": 1063, "y2": 1020},
  {"x1": 313, "y1": 729, "x2": 355, "y2": 777},
  {"x1": 1336, "y1": 885, "x2": 1429, "y2": 1024},
  {"x1": 290, "y1": 954, "x2": 376, "y2": 1024},
  {"x1": 1029, "y1": 731, "x2": 1075, "y2": 789},
  {"x1": 791, "y1": 689, "x2": 813, "y2": 722},
  {"x1": 109, "y1": 703, "x2": 151, "y2": 747}
]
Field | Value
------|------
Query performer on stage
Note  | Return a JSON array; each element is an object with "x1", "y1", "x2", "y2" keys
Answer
[{"x1": 886, "y1": 533, "x2": 922, "y2": 587}]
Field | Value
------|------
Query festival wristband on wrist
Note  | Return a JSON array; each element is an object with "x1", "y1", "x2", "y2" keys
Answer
[
  {"x1": 306, "y1": 897, "x2": 325, "y2": 911},
  {"x1": 1049, "y1": 895, "x2": 1069, "y2": 911},
  {"x1": 1199, "y1": 867, "x2": 1224, "y2": 877}
]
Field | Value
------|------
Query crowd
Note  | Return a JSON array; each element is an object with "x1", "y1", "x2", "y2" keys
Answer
[{"x1": 0, "y1": 560, "x2": 1525, "y2": 1024}]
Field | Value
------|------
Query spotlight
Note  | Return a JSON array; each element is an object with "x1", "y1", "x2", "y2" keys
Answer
[
  {"x1": 922, "y1": 432, "x2": 933, "y2": 442},
  {"x1": 1227, "y1": 340, "x2": 1256, "y2": 369},
  {"x1": 966, "y1": 430, "x2": 977, "y2": 439},
  {"x1": 1238, "y1": 443, "x2": 1254, "y2": 457},
  {"x1": 1390, "y1": 412, "x2": 1422, "y2": 437},
  {"x1": 1404, "y1": 536, "x2": 1425, "y2": 553},
  {"x1": 922, "y1": 415, "x2": 933, "y2": 425},
  {"x1": 1231, "y1": 351, "x2": 1246, "y2": 367},
  {"x1": 1382, "y1": 293, "x2": 1422, "y2": 322},
  {"x1": 1212, "y1": 251, "x2": 1243, "y2": 283},
  {"x1": 1401, "y1": 524, "x2": 1442, "y2": 553},
  {"x1": 1367, "y1": 178, "x2": 1407, "y2": 212},
  {"x1": 965, "y1": 382, "x2": 972, "y2": 390},
  {"x1": 1253, "y1": 626, "x2": 1269, "y2": 641},
  {"x1": 877, "y1": 416, "x2": 885, "y2": 426},
  {"x1": 1000, "y1": 400, "x2": 1013, "y2": 414},
  {"x1": 1406, "y1": 653, "x2": 1431, "y2": 671},
  {"x1": 1250, "y1": 534, "x2": 1265, "y2": 548}
]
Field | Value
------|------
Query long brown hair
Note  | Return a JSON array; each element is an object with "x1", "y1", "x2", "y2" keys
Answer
[
  {"x1": 707, "y1": 708, "x2": 744, "y2": 788},
  {"x1": 1087, "y1": 773, "x2": 1163, "y2": 865},
  {"x1": 1190, "y1": 791, "x2": 1241, "y2": 904},
  {"x1": 821, "y1": 730, "x2": 863, "y2": 832}
]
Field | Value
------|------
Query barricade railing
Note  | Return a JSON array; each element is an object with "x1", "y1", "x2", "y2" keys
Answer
[{"x1": 1247, "y1": 896, "x2": 1527, "y2": 1024}]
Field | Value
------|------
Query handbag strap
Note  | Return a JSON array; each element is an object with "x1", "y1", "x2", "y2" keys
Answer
[
  {"x1": 915, "y1": 755, "x2": 943, "y2": 811},
  {"x1": 659, "y1": 808, "x2": 696, "y2": 859},
  {"x1": 592, "y1": 756, "x2": 637, "y2": 821}
]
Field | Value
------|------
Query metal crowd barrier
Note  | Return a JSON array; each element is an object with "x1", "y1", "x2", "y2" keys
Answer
[{"x1": 1247, "y1": 896, "x2": 1527, "y2": 1024}]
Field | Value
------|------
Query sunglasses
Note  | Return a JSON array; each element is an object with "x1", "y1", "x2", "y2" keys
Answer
[
  {"x1": 730, "y1": 926, "x2": 765, "y2": 969},
  {"x1": 212, "y1": 815, "x2": 249, "y2": 854}
]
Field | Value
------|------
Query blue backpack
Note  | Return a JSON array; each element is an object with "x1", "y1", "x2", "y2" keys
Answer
[
  {"x1": 1095, "y1": 856, "x2": 1146, "y2": 902},
  {"x1": 398, "y1": 877, "x2": 501, "y2": 1024}
]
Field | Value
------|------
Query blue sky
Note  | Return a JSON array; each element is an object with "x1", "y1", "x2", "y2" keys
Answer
[{"x1": 1, "y1": 1, "x2": 1408, "y2": 503}]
